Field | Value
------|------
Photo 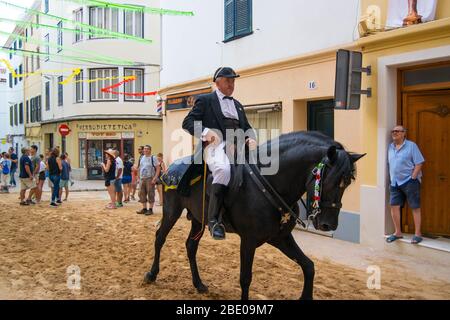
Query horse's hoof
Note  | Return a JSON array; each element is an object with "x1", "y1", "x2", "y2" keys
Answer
[
  {"x1": 299, "y1": 295, "x2": 313, "y2": 300},
  {"x1": 144, "y1": 272, "x2": 157, "y2": 284},
  {"x1": 196, "y1": 283, "x2": 208, "y2": 294}
]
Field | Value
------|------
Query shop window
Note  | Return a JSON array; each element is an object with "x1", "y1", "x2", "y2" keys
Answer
[
  {"x1": 44, "y1": 34, "x2": 50, "y2": 62},
  {"x1": 74, "y1": 9, "x2": 83, "y2": 43},
  {"x1": 89, "y1": 68, "x2": 119, "y2": 101},
  {"x1": 9, "y1": 106, "x2": 13, "y2": 127},
  {"x1": 75, "y1": 70, "x2": 83, "y2": 103},
  {"x1": 124, "y1": 7, "x2": 143, "y2": 38},
  {"x1": 58, "y1": 76, "x2": 64, "y2": 106},
  {"x1": 57, "y1": 21, "x2": 63, "y2": 51},
  {"x1": 123, "y1": 139, "x2": 134, "y2": 158},
  {"x1": 245, "y1": 104, "x2": 282, "y2": 144},
  {"x1": 45, "y1": 81, "x2": 50, "y2": 110},
  {"x1": 79, "y1": 139, "x2": 86, "y2": 168},
  {"x1": 124, "y1": 68, "x2": 144, "y2": 101},
  {"x1": 14, "y1": 104, "x2": 18, "y2": 126},
  {"x1": 89, "y1": 7, "x2": 119, "y2": 39},
  {"x1": 19, "y1": 102, "x2": 23, "y2": 124}
]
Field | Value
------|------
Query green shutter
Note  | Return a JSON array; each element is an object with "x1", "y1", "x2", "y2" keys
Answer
[
  {"x1": 235, "y1": 0, "x2": 252, "y2": 37},
  {"x1": 224, "y1": 0, "x2": 235, "y2": 41}
]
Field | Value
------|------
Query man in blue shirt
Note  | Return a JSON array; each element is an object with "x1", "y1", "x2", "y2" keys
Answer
[
  {"x1": 387, "y1": 125, "x2": 425, "y2": 244},
  {"x1": 19, "y1": 147, "x2": 36, "y2": 206}
]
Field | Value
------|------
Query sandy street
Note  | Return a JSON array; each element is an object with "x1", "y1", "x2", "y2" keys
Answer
[{"x1": 0, "y1": 191, "x2": 449, "y2": 300}]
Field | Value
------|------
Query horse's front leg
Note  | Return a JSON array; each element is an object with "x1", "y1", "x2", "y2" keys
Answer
[
  {"x1": 269, "y1": 234, "x2": 315, "y2": 300},
  {"x1": 239, "y1": 239, "x2": 256, "y2": 300},
  {"x1": 144, "y1": 203, "x2": 182, "y2": 283}
]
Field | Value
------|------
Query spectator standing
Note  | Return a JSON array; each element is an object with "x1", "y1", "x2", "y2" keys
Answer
[
  {"x1": 8, "y1": 147, "x2": 18, "y2": 187},
  {"x1": 122, "y1": 154, "x2": 133, "y2": 203},
  {"x1": 29, "y1": 145, "x2": 41, "y2": 204},
  {"x1": 102, "y1": 149, "x2": 117, "y2": 209},
  {"x1": 386, "y1": 125, "x2": 425, "y2": 245},
  {"x1": 130, "y1": 158, "x2": 138, "y2": 201},
  {"x1": 64, "y1": 152, "x2": 74, "y2": 186},
  {"x1": 48, "y1": 148, "x2": 63, "y2": 207},
  {"x1": 59, "y1": 154, "x2": 71, "y2": 201},
  {"x1": 114, "y1": 150, "x2": 124, "y2": 208},
  {"x1": 19, "y1": 147, "x2": 35, "y2": 206},
  {"x1": 1, "y1": 153, "x2": 11, "y2": 193},
  {"x1": 136, "y1": 145, "x2": 160, "y2": 215},
  {"x1": 36, "y1": 154, "x2": 46, "y2": 203}
]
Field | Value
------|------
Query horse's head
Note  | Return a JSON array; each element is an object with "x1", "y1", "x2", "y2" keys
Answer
[{"x1": 307, "y1": 146, "x2": 365, "y2": 232}]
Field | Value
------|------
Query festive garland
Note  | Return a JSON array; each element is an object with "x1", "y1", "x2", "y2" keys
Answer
[{"x1": 311, "y1": 162, "x2": 325, "y2": 209}]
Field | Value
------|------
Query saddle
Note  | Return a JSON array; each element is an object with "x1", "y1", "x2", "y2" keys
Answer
[{"x1": 160, "y1": 142, "x2": 244, "y2": 197}]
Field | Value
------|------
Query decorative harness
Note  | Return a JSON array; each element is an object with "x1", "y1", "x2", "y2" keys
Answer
[{"x1": 246, "y1": 157, "x2": 343, "y2": 229}]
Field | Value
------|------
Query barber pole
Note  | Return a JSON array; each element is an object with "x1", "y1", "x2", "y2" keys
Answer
[{"x1": 156, "y1": 100, "x2": 163, "y2": 114}]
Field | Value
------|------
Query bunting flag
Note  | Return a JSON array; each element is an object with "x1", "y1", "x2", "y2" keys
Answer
[
  {"x1": 100, "y1": 76, "x2": 158, "y2": 97},
  {"x1": 386, "y1": 0, "x2": 438, "y2": 27}
]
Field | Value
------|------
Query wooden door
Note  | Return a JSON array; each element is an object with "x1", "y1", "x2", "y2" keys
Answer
[{"x1": 402, "y1": 90, "x2": 450, "y2": 237}]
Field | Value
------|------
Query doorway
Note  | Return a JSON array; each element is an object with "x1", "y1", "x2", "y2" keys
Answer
[{"x1": 307, "y1": 99, "x2": 334, "y2": 139}]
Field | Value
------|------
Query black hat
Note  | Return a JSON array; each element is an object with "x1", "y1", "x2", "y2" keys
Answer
[{"x1": 213, "y1": 67, "x2": 240, "y2": 82}]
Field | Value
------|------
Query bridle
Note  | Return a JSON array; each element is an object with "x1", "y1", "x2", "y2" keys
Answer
[{"x1": 305, "y1": 157, "x2": 343, "y2": 228}]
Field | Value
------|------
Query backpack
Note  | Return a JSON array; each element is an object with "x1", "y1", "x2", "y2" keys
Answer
[{"x1": 2, "y1": 161, "x2": 10, "y2": 175}]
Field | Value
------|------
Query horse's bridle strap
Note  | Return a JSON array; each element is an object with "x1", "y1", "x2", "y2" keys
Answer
[{"x1": 244, "y1": 162, "x2": 306, "y2": 228}]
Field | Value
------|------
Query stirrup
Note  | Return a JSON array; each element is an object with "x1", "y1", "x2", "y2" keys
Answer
[{"x1": 209, "y1": 222, "x2": 226, "y2": 240}]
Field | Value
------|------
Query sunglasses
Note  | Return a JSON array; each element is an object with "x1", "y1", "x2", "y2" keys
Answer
[{"x1": 391, "y1": 130, "x2": 405, "y2": 133}]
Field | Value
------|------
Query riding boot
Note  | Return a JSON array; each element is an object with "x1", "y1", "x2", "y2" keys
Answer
[{"x1": 208, "y1": 183, "x2": 227, "y2": 240}]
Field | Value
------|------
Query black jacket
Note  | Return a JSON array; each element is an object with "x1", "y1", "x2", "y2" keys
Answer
[{"x1": 182, "y1": 92, "x2": 255, "y2": 141}]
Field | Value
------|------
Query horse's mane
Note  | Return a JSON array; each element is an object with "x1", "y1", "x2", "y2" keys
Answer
[
  {"x1": 262, "y1": 131, "x2": 344, "y2": 152},
  {"x1": 259, "y1": 131, "x2": 356, "y2": 180}
]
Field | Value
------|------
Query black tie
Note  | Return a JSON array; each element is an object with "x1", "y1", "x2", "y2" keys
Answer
[{"x1": 223, "y1": 96, "x2": 233, "y2": 100}]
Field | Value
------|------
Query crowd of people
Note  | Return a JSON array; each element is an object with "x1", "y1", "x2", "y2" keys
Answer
[
  {"x1": 101, "y1": 144, "x2": 166, "y2": 214},
  {"x1": 0, "y1": 146, "x2": 73, "y2": 206},
  {"x1": 0, "y1": 145, "x2": 167, "y2": 212}
]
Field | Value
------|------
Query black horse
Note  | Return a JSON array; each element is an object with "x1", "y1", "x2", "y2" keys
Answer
[{"x1": 144, "y1": 131, "x2": 364, "y2": 300}]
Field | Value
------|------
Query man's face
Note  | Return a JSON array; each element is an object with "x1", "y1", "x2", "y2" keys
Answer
[
  {"x1": 215, "y1": 77, "x2": 235, "y2": 97},
  {"x1": 30, "y1": 148, "x2": 36, "y2": 155},
  {"x1": 391, "y1": 126, "x2": 406, "y2": 142},
  {"x1": 144, "y1": 147, "x2": 151, "y2": 156},
  {"x1": 138, "y1": 148, "x2": 143, "y2": 155}
]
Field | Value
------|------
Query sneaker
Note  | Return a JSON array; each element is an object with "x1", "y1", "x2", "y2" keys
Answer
[
  {"x1": 145, "y1": 209, "x2": 154, "y2": 216},
  {"x1": 56, "y1": 200, "x2": 62, "y2": 204},
  {"x1": 130, "y1": 195, "x2": 136, "y2": 201},
  {"x1": 20, "y1": 201, "x2": 30, "y2": 206},
  {"x1": 136, "y1": 208, "x2": 147, "y2": 215},
  {"x1": 50, "y1": 202, "x2": 58, "y2": 207},
  {"x1": 106, "y1": 203, "x2": 117, "y2": 210},
  {"x1": 26, "y1": 199, "x2": 36, "y2": 205},
  {"x1": 116, "y1": 202, "x2": 124, "y2": 208}
]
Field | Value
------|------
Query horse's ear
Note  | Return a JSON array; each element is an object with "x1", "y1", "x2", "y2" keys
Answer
[
  {"x1": 350, "y1": 153, "x2": 366, "y2": 163},
  {"x1": 327, "y1": 146, "x2": 338, "y2": 164}
]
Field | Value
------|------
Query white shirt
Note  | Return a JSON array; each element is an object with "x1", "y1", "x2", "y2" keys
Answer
[
  {"x1": 215, "y1": 89, "x2": 239, "y2": 120},
  {"x1": 39, "y1": 161, "x2": 46, "y2": 173},
  {"x1": 115, "y1": 157, "x2": 124, "y2": 179},
  {"x1": 202, "y1": 89, "x2": 239, "y2": 141}
]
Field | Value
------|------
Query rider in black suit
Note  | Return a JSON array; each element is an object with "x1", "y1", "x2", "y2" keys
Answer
[{"x1": 182, "y1": 67, "x2": 257, "y2": 240}]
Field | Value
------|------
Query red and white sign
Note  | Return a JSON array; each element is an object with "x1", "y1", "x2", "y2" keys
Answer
[{"x1": 59, "y1": 124, "x2": 71, "y2": 136}]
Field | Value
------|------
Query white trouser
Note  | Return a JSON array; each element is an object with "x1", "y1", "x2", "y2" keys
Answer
[{"x1": 204, "y1": 142, "x2": 231, "y2": 186}]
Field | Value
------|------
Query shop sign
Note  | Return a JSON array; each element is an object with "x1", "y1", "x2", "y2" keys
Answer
[
  {"x1": 86, "y1": 132, "x2": 122, "y2": 140},
  {"x1": 166, "y1": 88, "x2": 211, "y2": 111},
  {"x1": 122, "y1": 132, "x2": 135, "y2": 139},
  {"x1": 76, "y1": 124, "x2": 137, "y2": 131},
  {"x1": 78, "y1": 132, "x2": 87, "y2": 139}
]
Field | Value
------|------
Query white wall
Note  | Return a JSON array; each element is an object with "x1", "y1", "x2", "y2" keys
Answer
[
  {"x1": 40, "y1": 0, "x2": 161, "y2": 122},
  {"x1": 160, "y1": 0, "x2": 360, "y2": 87}
]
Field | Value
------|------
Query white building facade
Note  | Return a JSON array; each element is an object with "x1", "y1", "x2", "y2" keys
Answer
[
  {"x1": 2, "y1": 27, "x2": 27, "y2": 154},
  {"x1": 38, "y1": 0, "x2": 162, "y2": 179}
]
